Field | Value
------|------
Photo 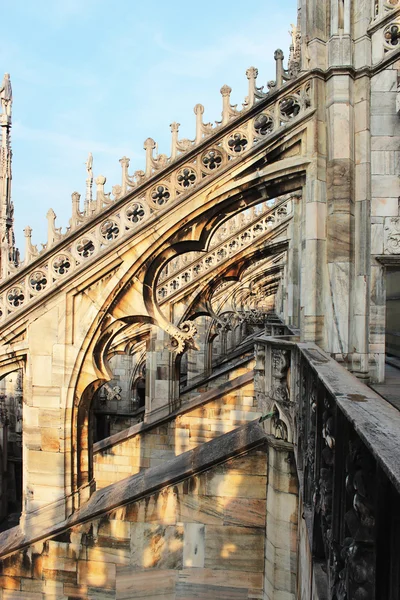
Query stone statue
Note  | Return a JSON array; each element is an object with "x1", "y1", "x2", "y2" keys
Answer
[
  {"x1": 0, "y1": 73, "x2": 12, "y2": 116},
  {"x1": 85, "y1": 152, "x2": 93, "y2": 179}
]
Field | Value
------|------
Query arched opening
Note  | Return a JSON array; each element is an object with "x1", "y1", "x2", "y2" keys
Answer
[
  {"x1": 92, "y1": 349, "x2": 148, "y2": 443},
  {"x1": 131, "y1": 360, "x2": 146, "y2": 414},
  {"x1": 0, "y1": 368, "x2": 23, "y2": 532}
]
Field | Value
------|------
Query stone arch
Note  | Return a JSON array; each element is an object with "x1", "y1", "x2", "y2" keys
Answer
[
  {"x1": 0, "y1": 360, "x2": 24, "y2": 529},
  {"x1": 66, "y1": 163, "x2": 304, "y2": 505}
]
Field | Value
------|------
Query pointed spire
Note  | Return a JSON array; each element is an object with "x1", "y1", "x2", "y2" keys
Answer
[
  {"x1": 246, "y1": 67, "x2": 258, "y2": 108},
  {"x1": 95, "y1": 175, "x2": 106, "y2": 212},
  {"x1": 70, "y1": 192, "x2": 83, "y2": 230},
  {"x1": 220, "y1": 85, "x2": 232, "y2": 125},
  {"x1": 84, "y1": 152, "x2": 93, "y2": 216},
  {"x1": 194, "y1": 104, "x2": 205, "y2": 143},
  {"x1": 0, "y1": 73, "x2": 18, "y2": 279},
  {"x1": 119, "y1": 156, "x2": 130, "y2": 195},
  {"x1": 170, "y1": 122, "x2": 180, "y2": 160},
  {"x1": 143, "y1": 138, "x2": 156, "y2": 177},
  {"x1": 23, "y1": 226, "x2": 38, "y2": 265},
  {"x1": 274, "y1": 50, "x2": 285, "y2": 88},
  {"x1": 46, "y1": 208, "x2": 62, "y2": 249}
]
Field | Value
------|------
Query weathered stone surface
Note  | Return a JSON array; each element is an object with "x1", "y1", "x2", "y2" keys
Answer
[{"x1": 0, "y1": 439, "x2": 270, "y2": 599}]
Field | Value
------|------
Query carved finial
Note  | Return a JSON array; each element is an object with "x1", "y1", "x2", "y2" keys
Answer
[
  {"x1": 119, "y1": 156, "x2": 130, "y2": 195},
  {"x1": 95, "y1": 175, "x2": 107, "y2": 213},
  {"x1": 143, "y1": 138, "x2": 156, "y2": 150},
  {"x1": 70, "y1": 191, "x2": 82, "y2": 230},
  {"x1": 144, "y1": 138, "x2": 156, "y2": 177},
  {"x1": 170, "y1": 122, "x2": 180, "y2": 160},
  {"x1": 194, "y1": 104, "x2": 204, "y2": 114},
  {"x1": 288, "y1": 21, "x2": 301, "y2": 78},
  {"x1": 46, "y1": 209, "x2": 61, "y2": 249},
  {"x1": 23, "y1": 226, "x2": 38, "y2": 265},
  {"x1": 84, "y1": 153, "x2": 93, "y2": 215},
  {"x1": 95, "y1": 175, "x2": 106, "y2": 186},
  {"x1": 246, "y1": 67, "x2": 258, "y2": 108},
  {"x1": 220, "y1": 85, "x2": 232, "y2": 125},
  {"x1": 274, "y1": 49, "x2": 285, "y2": 88},
  {"x1": 194, "y1": 104, "x2": 204, "y2": 143},
  {"x1": 219, "y1": 84, "x2": 239, "y2": 125}
]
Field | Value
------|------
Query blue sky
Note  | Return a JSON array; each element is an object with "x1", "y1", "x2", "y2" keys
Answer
[{"x1": 1, "y1": 0, "x2": 297, "y2": 251}]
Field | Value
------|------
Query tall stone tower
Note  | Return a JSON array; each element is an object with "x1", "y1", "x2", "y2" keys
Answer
[{"x1": 0, "y1": 73, "x2": 18, "y2": 280}]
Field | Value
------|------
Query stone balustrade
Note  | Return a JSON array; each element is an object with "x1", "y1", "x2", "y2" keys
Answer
[
  {"x1": 254, "y1": 334, "x2": 400, "y2": 599},
  {"x1": 373, "y1": 0, "x2": 400, "y2": 20},
  {"x1": 0, "y1": 75, "x2": 312, "y2": 324},
  {"x1": 157, "y1": 195, "x2": 293, "y2": 302}
]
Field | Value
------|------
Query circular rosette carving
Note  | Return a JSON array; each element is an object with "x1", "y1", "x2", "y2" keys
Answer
[
  {"x1": 254, "y1": 113, "x2": 274, "y2": 136},
  {"x1": 29, "y1": 271, "x2": 48, "y2": 292},
  {"x1": 150, "y1": 184, "x2": 171, "y2": 207},
  {"x1": 125, "y1": 202, "x2": 147, "y2": 226},
  {"x1": 53, "y1": 254, "x2": 73, "y2": 276},
  {"x1": 76, "y1": 237, "x2": 96, "y2": 259},
  {"x1": 279, "y1": 96, "x2": 301, "y2": 121},
  {"x1": 100, "y1": 219, "x2": 120, "y2": 242},
  {"x1": 7, "y1": 286, "x2": 25, "y2": 308},
  {"x1": 0, "y1": 303, "x2": 4, "y2": 320},
  {"x1": 176, "y1": 166, "x2": 197, "y2": 188},
  {"x1": 384, "y1": 22, "x2": 400, "y2": 50},
  {"x1": 201, "y1": 149, "x2": 223, "y2": 171},
  {"x1": 226, "y1": 131, "x2": 248, "y2": 155}
]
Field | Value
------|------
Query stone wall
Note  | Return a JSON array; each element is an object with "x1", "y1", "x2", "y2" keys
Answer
[
  {"x1": 369, "y1": 62, "x2": 400, "y2": 380},
  {"x1": 0, "y1": 449, "x2": 267, "y2": 600},
  {"x1": 94, "y1": 369, "x2": 258, "y2": 489}
]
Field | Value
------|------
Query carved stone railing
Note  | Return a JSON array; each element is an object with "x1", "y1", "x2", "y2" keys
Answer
[
  {"x1": 369, "y1": 0, "x2": 400, "y2": 65},
  {"x1": 158, "y1": 199, "x2": 273, "y2": 283},
  {"x1": 0, "y1": 74, "x2": 312, "y2": 325},
  {"x1": 255, "y1": 336, "x2": 400, "y2": 599},
  {"x1": 157, "y1": 195, "x2": 293, "y2": 302},
  {"x1": 373, "y1": 0, "x2": 400, "y2": 21},
  {"x1": 7, "y1": 45, "x2": 305, "y2": 275}
]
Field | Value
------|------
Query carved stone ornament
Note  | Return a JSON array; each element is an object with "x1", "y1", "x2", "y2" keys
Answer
[
  {"x1": 331, "y1": 439, "x2": 376, "y2": 600},
  {"x1": 384, "y1": 217, "x2": 400, "y2": 253},
  {"x1": 383, "y1": 21, "x2": 400, "y2": 52},
  {"x1": 166, "y1": 320, "x2": 198, "y2": 354},
  {"x1": 270, "y1": 348, "x2": 290, "y2": 404}
]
